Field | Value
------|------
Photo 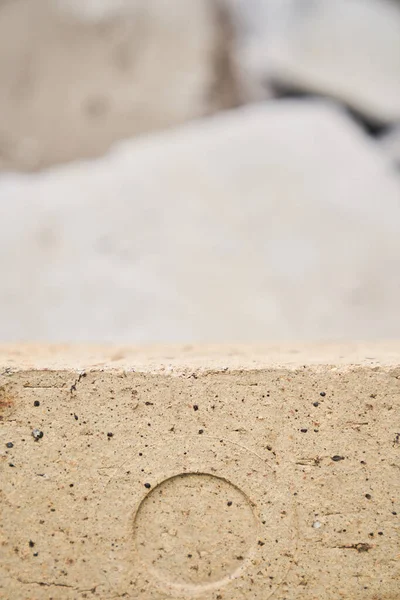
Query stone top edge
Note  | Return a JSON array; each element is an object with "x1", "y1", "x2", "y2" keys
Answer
[{"x1": 1, "y1": 343, "x2": 400, "y2": 374}]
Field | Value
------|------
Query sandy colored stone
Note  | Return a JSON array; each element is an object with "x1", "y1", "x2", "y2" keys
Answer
[{"x1": 1, "y1": 344, "x2": 400, "y2": 599}]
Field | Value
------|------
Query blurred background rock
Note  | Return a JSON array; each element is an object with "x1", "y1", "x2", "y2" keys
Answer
[{"x1": 0, "y1": 0, "x2": 399, "y2": 343}]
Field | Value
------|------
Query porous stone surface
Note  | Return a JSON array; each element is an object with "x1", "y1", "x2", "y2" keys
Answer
[{"x1": 1, "y1": 344, "x2": 400, "y2": 599}]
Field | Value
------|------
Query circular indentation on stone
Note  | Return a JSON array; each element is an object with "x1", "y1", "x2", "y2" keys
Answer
[
  {"x1": 100, "y1": 436, "x2": 296, "y2": 597},
  {"x1": 133, "y1": 472, "x2": 257, "y2": 592}
]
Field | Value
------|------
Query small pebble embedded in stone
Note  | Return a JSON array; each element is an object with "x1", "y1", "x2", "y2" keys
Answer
[
  {"x1": 107, "y1": 432, "x2": 114, "y2": 438},
  {"x1": 6, "y1": 442, "x2": 13, "y2": 448},
  {"x1": 331, "y1": 455, "x2": 345, "y2": 462},
  {"x1": 227, "y1": 501, "x2": 233, "y2": 507},
  {"x1": 300, "y1": 428, "x2": 308, "y2": 433},
  {"x1": 320, "y1": 392, "x2": 326, "y2": 397},
  {"x1": 33, "y1": 400, "x2": 40, "y2": 407},
  {"x1": 365, "y1": 493, "x2": 372, "y2": 499},
  {"x1": 198, "y1": 429, "x2": 204, "y2": 434},
  {"x1": 312, "y1": 521, "x2": 322, "y2": 528},
  {"x1": 313, "y1": 402, "x2": 319, "y2": 407},
  {"x1": 28, "y1": 540, "x2": 35, "y2": 548},
  {"x1": 32, "y1": 429, "x2": 44, "y2": 441},
  {"x1": 144, "y1": 482, "x2": 151, "y2": 489},
  {"x1": 193, "y1": 405, "x2": 199, "y2": 411}
]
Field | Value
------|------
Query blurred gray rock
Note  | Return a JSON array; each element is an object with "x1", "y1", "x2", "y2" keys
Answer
[
  {"x1": 0, "y1": 100, "x2": 399, "y2": 343},
  {"x1": 0, "y1": 0, "x2": 240, "y2": 171},
  {"x1": 232, "y1": 0, "x2": 400, "y2": 123},
  {"x1": 380, "y1": 125, "x2": 400, "y2": 167}
]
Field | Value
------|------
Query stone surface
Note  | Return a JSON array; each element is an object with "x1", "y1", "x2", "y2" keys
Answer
[
  {"x1": 1, "y1": 101, "x2": 400, "y2": 343},
  {"x1": 1, "y1": 343, "x2": 400, "y2": 599},
  {"x1": 0, "y1": 0, "x2": 239, "y2": 171},
  {"x1": 233, "y1": 0, "x2": 400, "y2": 123}
]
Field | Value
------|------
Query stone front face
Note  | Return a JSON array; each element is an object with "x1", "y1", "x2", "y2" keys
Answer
[{"x1": 1, "y1": 346, "x2": 400, "y2": 599}]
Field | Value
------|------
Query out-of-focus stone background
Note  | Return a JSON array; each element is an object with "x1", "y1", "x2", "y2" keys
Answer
[{"x1": 0, "y1": 0, "x2": 399, "y2": 342}]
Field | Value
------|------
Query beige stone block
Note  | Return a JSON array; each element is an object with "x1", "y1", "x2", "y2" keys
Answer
[{"x1": 1, "y1": 344, "x2": 400, "y2": 599}]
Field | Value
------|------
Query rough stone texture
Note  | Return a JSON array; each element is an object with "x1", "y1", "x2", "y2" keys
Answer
[
  {"x1": 1, "y1": 101, "x2": 400, "y2": 343},
  {"x1": 1, "y1": 344, "x2": 400, "y2": 599},
  {"x1": 233, "y1": 0, "x2": 400, "y2": 123},
  {"x1": 0, "y1": 0, "x2": 240, "y2": 171}
]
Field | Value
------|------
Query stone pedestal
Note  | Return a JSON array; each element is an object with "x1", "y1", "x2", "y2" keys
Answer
[{"x1": 1, "y1": 344, "x2": 399, "y2": 598}]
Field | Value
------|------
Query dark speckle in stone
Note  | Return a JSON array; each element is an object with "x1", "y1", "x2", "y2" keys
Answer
[{"x1": 32, "y1": 429, "x2": 43, "y2": 441}]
